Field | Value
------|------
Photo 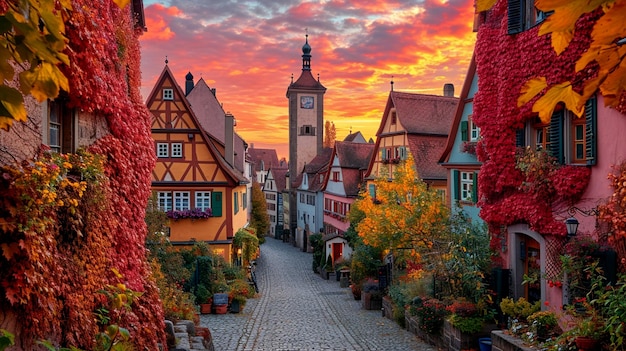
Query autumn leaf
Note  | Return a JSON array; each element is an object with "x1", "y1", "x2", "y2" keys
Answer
[
  {"x1": 476, "y1": 0, "x2": 497, "y2": 12},
  {"x1": 533, "y1": 82, "x2": 583, "y2": 122},
  {"x1": 599, "y1": 60, "x2": 626, "y2": 106},
  {"x1": 0, "y1": 85, "x2": 27, "y2": 129},
  {"x1": 591, "y1": 0, "x2": 626, "y2": 46},
  {"x1": 19, "y1": 62, "x2": 68, "y2": 101},
  {"x1": 518, "y1": 77, "x2": 547, "y2": 107},
  {"x1": 1, "y1": 242, "x2": 20, "y2": 260},
  {"x1": 113, "y1": 0, "x2": 131, "y2": 8}
]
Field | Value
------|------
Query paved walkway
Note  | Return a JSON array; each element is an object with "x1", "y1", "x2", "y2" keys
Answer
[{"x1": 200, "y1": 238, "x2": 438, "y2": 351}]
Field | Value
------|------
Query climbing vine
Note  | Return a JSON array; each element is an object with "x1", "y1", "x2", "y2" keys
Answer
[
  {"x1": 0, "y1": 0, "x2": 162, "y2": 349},
  {"x1": 473, "y1": 1, "x2": 598, "y2": 253}
]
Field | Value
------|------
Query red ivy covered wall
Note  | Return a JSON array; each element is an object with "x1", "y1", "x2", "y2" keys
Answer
[
  {"x1": 472, "y1": 1, "x2": 607, "y2": 260},
  {"x1": 0, "y1": 0, "x2": 164, "y2": 349}
]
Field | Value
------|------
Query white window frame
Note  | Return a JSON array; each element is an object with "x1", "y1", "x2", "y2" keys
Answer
[
  {"x1": 157, "y1": 192, "x2": 172, "y2": 211},
  {"x1": 157, "y1": 143, "x2": 169, "y2": 158},
  {"x1": 163, "y1": 88, "x2": 174, "y2": 100},
  {"x1": 195, "y1": 191, "x2": 211, "y2": 211},
  {"x1": 469, "y1": 116, "x2": 480, "y2": 142},
  {"x1": 171, "y1": 142, "x2": 183, "y2": 158},
  {"x1": 460, "y1": 172, "x2": 474, "y2": 202},
  {"x1": 173, "y1": 191, "x2": 190, "y2": 211}
]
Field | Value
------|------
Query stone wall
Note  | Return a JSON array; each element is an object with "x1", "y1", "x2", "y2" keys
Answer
[
  {"x1": 403, "y1": 314, "x2": 497, "y2": 351},
  {"x1": 491, "y1": 330, "x2": 534, "y2": 351}
]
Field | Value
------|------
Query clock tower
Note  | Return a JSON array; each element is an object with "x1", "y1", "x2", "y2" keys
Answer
[{"x1": 286, "y1": 34, "x2": 326, "y2": 180}]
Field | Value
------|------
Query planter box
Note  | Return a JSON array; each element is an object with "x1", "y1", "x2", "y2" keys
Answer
[
  {"x1": 404, "y1": 315, "x2": 498, "y2": 351},
  {"x1": 361, "y1": 292, "x2": 382, "y2": 310},
  {"x1": 490, "y1": 330, "x2": 534, "y2": 351}
]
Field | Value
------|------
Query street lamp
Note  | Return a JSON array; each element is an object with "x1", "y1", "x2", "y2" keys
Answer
[{"x1": 565, "y1": 217, "x2": 579, "y2": 240}]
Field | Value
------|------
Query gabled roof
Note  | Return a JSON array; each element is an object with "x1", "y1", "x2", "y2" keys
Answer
[
  {"x1": 268, "y1": 167, "x2": 289, "y2": 192},
  {"x1": 407, "y1": 135, "x2": 448, "y2": 180},
  {"x1": 377, "y1": 91, "x2": 458, "y2": 136},
  {"x1": 294, "y1": 148, "x2": 333, "y2": 191},
  {"x1": 248, "y1": 147, "x2": 280, "y2": 172},
  {"x1": 333, "y1": 141, "x2": 375, "y2": 196},
  {"x1": 440, "y1": 54, "x2": 477, "y2": 164},
  {"x1": 187, "y1": 78, "x2": 226, "y2": 144},
  {"x1": 343, "y1": 131, "x2": 367, "y2": 143},
  {"x1": 146, "y1": 65, "x2": 246, "y2": 185}
]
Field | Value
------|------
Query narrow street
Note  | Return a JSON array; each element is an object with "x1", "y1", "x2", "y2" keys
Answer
[{"x1": 200, "y1": 238, "x2": 438, "y2": 351}]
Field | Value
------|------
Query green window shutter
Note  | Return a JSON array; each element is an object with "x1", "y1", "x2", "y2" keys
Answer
[
  {"x1": 549, "y1": 109, "x2": 564, "y2": 165},
  {"x1": 211, "y1": 192, "x2": 223, "y2": 217},
  {"x1": 234, "y1": 192, "x2": 239, "y2": 214},
  {"x1": 585, "y1": 96, "x2": 597, "y2": 166},
  {"x1": 508, "y1": 0, "x2": 524, "y2": 34},
  {"x1": 460, "y1": 121, "x2": 469, "y2": 141},
  {"x1": 515, "y1": 128, "x2": 526, "y2": 147},
  {"x1": 368, "y1": 184, "x2": 376, "y2": 199},
  {"x1": 472, "y1": 171, "x2": 479, "y2": 203},
  {"x1": 399, "y1": 146, "x2": 407, "y2": 160},
  {"x1": 380, "y1": 148, "x2": 386, "y2": 160},
  {"x1": 452, "y1": 170, "x2": 460, "y2": 201}
]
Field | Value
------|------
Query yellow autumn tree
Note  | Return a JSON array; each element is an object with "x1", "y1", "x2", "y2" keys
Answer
[
  {"x1": 323, "y1": 120, "x2": 336, "y2": 148},
  {"x1": 352, "y1": 155, "x2": 450, "y2": 278},
  {"x1": 477, "y1": 0, "x2": 626, "y2": 120}
]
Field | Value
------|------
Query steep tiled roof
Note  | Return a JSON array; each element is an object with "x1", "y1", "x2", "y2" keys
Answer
[
  {"x1": 270, "y1": 168, "x2": 289, "y2": 192},
  {"x1": 332, "y1": 142, "x2": 374, "y2": 197},
  {"x1": 248, "y1": 147, "x2": 280, "y2": 172},
  {"x1": 289, "y1": 70, "x2": 326, "y2": 91},
  {"x1": 343, "y1": 131, "x2": 367, "y2": 143},
  {"x1": 407, "y1": 135, "x2": 448, "y2": 180},
  {"x1": 384, "y1": 91, "x2": 458, "y2": 135},
  {"x1": 335, "y1": 141, "x2": 375, "y2": 169},
  {"x1": 296, "y1": 148, "x2": 333, "y2": 191},
  {"x1": 187, "y1": 78, "x2": 226, "y2": 143}
]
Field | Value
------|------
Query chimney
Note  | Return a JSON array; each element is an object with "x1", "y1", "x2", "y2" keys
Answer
[
  {"x1": 185, "y1": 72, "x2": 194, "y2": 96},
  {"x1": 443, "y1": 83, "x2": 454, "y2": 97},
  {"x1": 211, "y1": 88, "x2": 216, "y2": 96},
  {"x1": 225, "y1": 112, "x2": 235, "y2": 167}
]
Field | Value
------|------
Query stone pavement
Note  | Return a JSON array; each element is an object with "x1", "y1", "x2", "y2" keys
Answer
[{"x1": 200, "y1": 238, "x2": 439, "y2": 351}]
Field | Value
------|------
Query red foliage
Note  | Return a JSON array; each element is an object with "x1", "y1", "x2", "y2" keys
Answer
[
  {"x1": 473, "y1": 2, "x2": 600, "y2": 250},
  {"x1": 0, "y1": 0, "x2": 163, "y2": 349}
]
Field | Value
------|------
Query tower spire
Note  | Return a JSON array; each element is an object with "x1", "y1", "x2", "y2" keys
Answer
[{"x1": 302, "y1": 31, "x2": 311, "y2": 71}]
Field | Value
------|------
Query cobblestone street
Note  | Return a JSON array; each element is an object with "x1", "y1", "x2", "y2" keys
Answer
[{"x1": 200, "y1": 238, "x2": 438, "y2": 351}]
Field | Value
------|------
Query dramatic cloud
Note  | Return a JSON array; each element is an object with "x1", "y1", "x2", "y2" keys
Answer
[{"x1": 140, "y1": 0, "x2": 476, "y2": 159}]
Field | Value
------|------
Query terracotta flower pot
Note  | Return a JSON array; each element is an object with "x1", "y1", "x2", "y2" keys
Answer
[{"x1": 575, "y1": 336, "x2": 598, "y2": 351}]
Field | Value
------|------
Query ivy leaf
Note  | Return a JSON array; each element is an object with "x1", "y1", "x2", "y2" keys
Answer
[
  {"x1": 0, "y1": 329, "x2": 14, "y2": 350},
  {"x1": 533, "y1": 82, "x2": 583, "y2": 123},
  {"x1": 476, "y1": 0, "x2": 497, "y2": 12},
  {"x1": 518, "y1": 77, "x2": 547, "y2": 107},
  {"x1": 1, "y1": 242, "x2": 20, "y2": 260},
  {"x1": 113, "y1": 0, "x2": 131, "y2": 8}
]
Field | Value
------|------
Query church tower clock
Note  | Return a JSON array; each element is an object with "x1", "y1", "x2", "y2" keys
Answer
[{"x1": 286, "y1": 34, "x2": 326, "y2": 180}]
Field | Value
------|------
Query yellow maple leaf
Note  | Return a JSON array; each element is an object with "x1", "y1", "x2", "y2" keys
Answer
[
  {"x1": 599, "y1": 61, "x2": 626, "y2": 107},
  {"x1": 518, "y1": 77, "x2": 547, "y2": 107},
  {"x1": 551, "y1": 30, "x2": 574, "y2": 55},
  {"x1": 533, "y1": 82, "x2": 583, "y2": 122},
  {"x1": 113, "y1": 0, "x2": 131, "y2": 8},
  {"x1": 591, "y1": 0, "x2": 626, "y2": 46},
  {"x1": 476, "y1": 0, "x2": 497, "y2": 12},
  {"x1": 19, "y1": 62, "x2": 68, "y2": 102}
]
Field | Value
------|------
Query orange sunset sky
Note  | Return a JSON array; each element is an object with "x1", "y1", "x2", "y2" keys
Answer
[{"x1": 140, "y1": 0, "x2": 478, "y2": 160}]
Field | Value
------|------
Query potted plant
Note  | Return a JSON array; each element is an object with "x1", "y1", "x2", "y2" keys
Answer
[
  {"x1": 230, "y1": 295, "x2": 246, "y2": 313},
  {"x1": 194, "y1": 284, "x2": 212, "y2": 314},
  {"x1": 361, "y1": 278, "x2": 382, "y2": 310},
  {"x1": 573, "y1": 318, "x2": 603, "y2": 350}
]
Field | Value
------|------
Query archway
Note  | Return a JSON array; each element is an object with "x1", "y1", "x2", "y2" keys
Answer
[{"x1": 507, "y1": 224, "x2": 546, "y2": 303}]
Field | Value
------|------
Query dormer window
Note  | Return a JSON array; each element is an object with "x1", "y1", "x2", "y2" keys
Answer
[
  {"x1": 163, "y1": 88, "x2": 173, "y2": 100},
  {"x1": 391, "y1": 110, "x2": 397, "y2": 125}
]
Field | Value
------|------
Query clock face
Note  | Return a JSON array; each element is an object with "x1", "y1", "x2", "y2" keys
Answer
[{"x1": 300, "y1": 96, "x2": 314, "y2": 109}]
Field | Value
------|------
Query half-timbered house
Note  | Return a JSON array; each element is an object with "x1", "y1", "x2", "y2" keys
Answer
[{"x1": 146, "y1": 65, "x2": 249, "y2": 261}]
